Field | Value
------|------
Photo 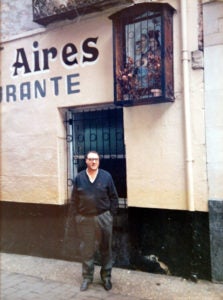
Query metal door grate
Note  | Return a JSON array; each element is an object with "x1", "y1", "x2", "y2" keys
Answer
[{"x1": 66, "y1": 107, "x2": 127, "y2": 208}]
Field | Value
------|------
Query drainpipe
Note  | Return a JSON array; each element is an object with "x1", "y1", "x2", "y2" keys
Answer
[{"x1": 180, "y1": 0, "x2": 195, "y2": 211}]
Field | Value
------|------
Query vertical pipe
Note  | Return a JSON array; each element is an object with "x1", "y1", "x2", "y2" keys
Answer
[{"x1": 181, "y1": 0, "x2": 195, "y2": 211}]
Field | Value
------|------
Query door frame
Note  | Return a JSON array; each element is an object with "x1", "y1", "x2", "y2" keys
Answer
[{"x1": 65, "y1": 104, "x2": 127, "y2": 208}]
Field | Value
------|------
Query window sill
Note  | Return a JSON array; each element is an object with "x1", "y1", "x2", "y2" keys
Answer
[{"x1": 115, "y1": 96, "x2": 174, "y2": 107}]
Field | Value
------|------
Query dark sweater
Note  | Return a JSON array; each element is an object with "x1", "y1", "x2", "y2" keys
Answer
[{"x1": 71, "y1": 169, "x2": 118, "y2": 216}]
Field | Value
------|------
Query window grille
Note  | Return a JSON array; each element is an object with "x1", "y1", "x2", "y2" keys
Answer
[
  {"x1": 33, "y1": 0, "x2": 133, "y2": 25},
  {"x1": 110, "y1": 3, "x2": 175, "y2": 106},
  {"x1": 65, "y1": 107, "x2": 127, "y2": 209}
]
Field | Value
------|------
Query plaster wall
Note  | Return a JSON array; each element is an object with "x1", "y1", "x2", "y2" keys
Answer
[
  {"x1": 0, "y1": 0, "x2": 41, "y2": 41},
  {"x1": 125, "y1": 0, "x2": 208, "y2": 211},
  {"x1": 203, "y1": 1, "x2": 223, "y2": 201},
  {"x1": 0, "y1": 1, "x2": 209, "y2": 210},
  {"x1": 0, "y1": 16, "x2": 113, "y2": 204}
]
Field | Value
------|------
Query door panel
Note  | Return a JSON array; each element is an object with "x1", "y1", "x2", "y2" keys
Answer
[{"x1": 68, "y1": 108, "x2": 127, "y2": 205}]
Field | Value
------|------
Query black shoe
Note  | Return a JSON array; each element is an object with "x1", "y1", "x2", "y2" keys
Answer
[
  {"x1": 80, "y1": 279, "x2": 91, "y2": 291},
  {"x1": 103, "y1": 279, "x2": 112, "y2": 291}
]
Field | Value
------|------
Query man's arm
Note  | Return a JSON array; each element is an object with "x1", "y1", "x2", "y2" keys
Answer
[
  {"x1": 108, "y1": 176, "x2": 119, "y2": 216},
  {"x1": 70, "y1": 178, "x2": 79, "y2": 216}
]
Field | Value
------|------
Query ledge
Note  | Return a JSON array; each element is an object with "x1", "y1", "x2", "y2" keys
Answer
[{"x1": 33, "y1": 0, "x2": 133, "y2": 25}]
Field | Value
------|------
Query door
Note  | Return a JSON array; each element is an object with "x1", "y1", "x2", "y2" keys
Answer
[{"x1": 66, "y1": 107, "x2": 127, "y2": 208}]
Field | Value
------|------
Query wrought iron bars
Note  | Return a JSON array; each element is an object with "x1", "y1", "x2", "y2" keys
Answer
[{"x1": 33, "y1": 0, "x2": 133, "y2": 25}]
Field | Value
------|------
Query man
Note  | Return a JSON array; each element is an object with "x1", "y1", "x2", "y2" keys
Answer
[{"x1": 71, "y1": 151, "x2": 119, "y2": 291}]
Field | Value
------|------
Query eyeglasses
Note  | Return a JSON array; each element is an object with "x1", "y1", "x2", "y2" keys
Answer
[{"x1": 87, "y1": 158, "x2": 99, "y2": 161}]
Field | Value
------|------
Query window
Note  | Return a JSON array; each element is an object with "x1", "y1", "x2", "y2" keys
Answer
[{"x1": 110, "y1": 3, "x2": 175, "y2": 106}]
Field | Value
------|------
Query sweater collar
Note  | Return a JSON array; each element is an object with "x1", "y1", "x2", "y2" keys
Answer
[{"x1": 86, "y1": 168, "x2": 99, "y2": 183}]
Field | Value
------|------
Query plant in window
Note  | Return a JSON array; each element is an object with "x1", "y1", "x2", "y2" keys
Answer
[{"x1": 110, "y1": 3, "x2": 175, "y2": 105}]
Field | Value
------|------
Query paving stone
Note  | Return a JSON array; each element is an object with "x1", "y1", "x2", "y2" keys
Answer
[{"x1": 1, "y1": 253, "x2": 223, "y2": 300}]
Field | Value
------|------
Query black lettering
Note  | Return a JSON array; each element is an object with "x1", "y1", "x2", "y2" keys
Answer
[
  {"x1": 12, "y1": 48, "x2": 31, "y2": 76},
  {"x1": 43, "y1": 47, "x2": 57, "y2": 70},
  {"x1": 33, "y1": 41, "x2": 41, "y2": 72},
  {"x1": 82, "y1": 37, "x2": 99, "y2": 63},
  {"x1": 62, "y1": 43, "x2": 78, "y2": 66}
]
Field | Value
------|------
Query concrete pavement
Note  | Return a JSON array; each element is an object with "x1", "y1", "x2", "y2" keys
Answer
[{"x1": 1, "y1": 253, "x2": 223, "y2": 299}]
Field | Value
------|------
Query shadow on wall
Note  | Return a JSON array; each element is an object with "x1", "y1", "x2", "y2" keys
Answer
[
  {"x1": 0, "y1": 202, "x2": 211, "y2": 280},
  {"x1": 128, "y1": 207, "x2": 211, "y2": 281}
]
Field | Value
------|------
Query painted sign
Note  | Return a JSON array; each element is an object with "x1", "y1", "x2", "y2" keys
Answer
[
  {"x1": 0, "y1": 16, "x2": 114, "y2": 106},
  {"x1": 1, "y1": 37, "x2": 99, "y2": 102}
]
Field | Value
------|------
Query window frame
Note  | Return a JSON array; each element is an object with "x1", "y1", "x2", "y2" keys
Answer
[{"x1": 110, "y1": 3, "x2": 176, "y2": 106}]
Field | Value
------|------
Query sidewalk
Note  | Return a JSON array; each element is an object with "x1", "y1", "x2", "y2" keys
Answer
[{"x1": 1, "y1": 253, "x2": 223, "y2": 300}]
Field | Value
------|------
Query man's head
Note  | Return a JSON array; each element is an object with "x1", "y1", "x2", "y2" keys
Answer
[{"x1": 85, "y1": 151, "x2": 100, "y2": 172}]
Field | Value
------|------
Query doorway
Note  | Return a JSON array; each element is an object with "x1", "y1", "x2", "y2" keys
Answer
[{"x1": 66, "y1": 106, "x2": 127, "y2": 208}]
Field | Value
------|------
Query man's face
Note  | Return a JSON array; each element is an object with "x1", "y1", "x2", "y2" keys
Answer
[{"x1": 86, "y1": 152, "x2": 100, "y2": 171}]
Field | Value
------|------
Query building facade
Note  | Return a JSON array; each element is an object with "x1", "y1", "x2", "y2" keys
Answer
[{"x1": 0, "y1": 0, "x2": 223, "y2": 282}]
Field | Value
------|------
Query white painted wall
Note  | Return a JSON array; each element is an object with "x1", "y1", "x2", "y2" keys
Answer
[
  {"x1": 0, "y1": 15, "x2": 114, "y2": 204},
  {"x1": 203, "y1": 1, "x2": 223, "y2": 201},
  {"x1": 125, "y1": 0, "x2": 208, "y2": 211},
  {"x1": 0, "y1": 0, "x2": 214, "y2": 211}
]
